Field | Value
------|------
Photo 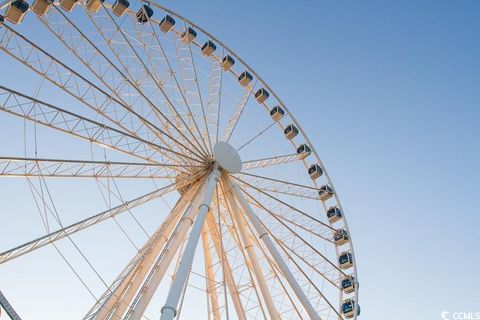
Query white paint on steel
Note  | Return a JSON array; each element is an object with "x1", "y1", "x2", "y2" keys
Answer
[{"x1": 213, "y1": 141, "x2": 242, "y2": 173}]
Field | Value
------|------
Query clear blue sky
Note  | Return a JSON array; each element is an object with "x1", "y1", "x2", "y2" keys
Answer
[
  {"x1": 162, "y1": 0, "x2": 480, "y2": 318},
  {"x1": 1, "y1": 1, "x2": 479, "y2": 319}
]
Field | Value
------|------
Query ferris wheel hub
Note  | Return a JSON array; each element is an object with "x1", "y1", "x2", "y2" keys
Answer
[{"x1": 213, "y1": 141, "x2": 242, "y2": 173}]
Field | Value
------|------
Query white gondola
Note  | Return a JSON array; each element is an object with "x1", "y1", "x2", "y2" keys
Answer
[
  {"x1": 270, "y1": 106, "x2": 285, "y2": 121},
  {"x1": 342, "y1": 299, "x2": 360, "y2": 319},
  {"x1": 326, "y1": 205, "x2": 342, "y2": 223},
  {"x1": 222, "y1": 55, "x2": 235, "y2": 71},
  {"x1": 111, "y1": 0, "x2": 129, "y2": 17},
  {"x1": 159, "y1": 14, "x2": 175, "y2": 33},
  {"x1": 181, "y1": 27, "x2": 197, "y2": 43},
  {"x1": 31, "y1": 0, "x2": 51, "y2": 16},
  {"x1": 296, "y1": 144, "x2": 311, "y2": 159},
  {"x1": 334, "y1": 228, "x2": 349, "y2": 246},
  {"x1": 59, "y1": 0, "x2": 78, "y2": 12},
  {"x1": 284, "y1": 124, "x2": 299, "y2": 140},
  {"x1": 86, "y1": 0, "x2": 104, "y2": 13},
  {"x1": 5, "y1": 0, "x2": 29, "y2": 24},
  {"x1": 136, "y1": 4, "x2": 153, "y2": 23},
  {"x1": 238, "y1": 71, "x2": 253, "y2": 87},
  {"x1": 339, "y1": 251, "x2": 354, "y2": 269},
  {"x1": 318, "y1": 184, "x2": 334, "y2": 201},
  {"x1": 201, "y1": 40, "x2": 216, "y2": 56},
  {"x1": 341, "y1": 275, "x2": 357, "y2": 294},
  {"x1": 308, "y1": 164, "x2": 323, "y2": 180},
  {"x1": 254, "y1": 88, "x2": 269, "y2": 103}
]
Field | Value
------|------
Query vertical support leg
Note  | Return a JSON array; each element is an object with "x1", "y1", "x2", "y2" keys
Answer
[
  {"x1": 201, "y1": 221, "x2": 221, "y2": 320},
  {"x1": 128, "y1": 178, "x2": 209, "y2": 319},
  {"x1": 225, "y1": 176, "x2": 321, "y2": 320},
  {"x1": 222, "y1": 178, "x2": 280, "y2": 320},
  {"x1": 160, "y1": 165, "x2": 221, "y2": 320},
  {"x1": 205, "y1": 212, "x2": 247, "y2": 320}
]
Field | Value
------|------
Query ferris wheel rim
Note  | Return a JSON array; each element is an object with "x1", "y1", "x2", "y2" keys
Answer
[{"x1": 0, "y1": 0, "x2": 360, "y2": 318}]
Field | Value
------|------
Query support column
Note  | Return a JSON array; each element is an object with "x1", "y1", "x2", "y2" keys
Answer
[
  {"x1": 205, "y1": 213, "x2": 247, "y2": 320},
  {"x1": 160, "y1": 165, "x2": 220, "y2": 320},
  {"x1": 225, "y1": 176, "x2": 321, "y2": 320},
  {"x1": 128, "y1": 182, "x2": 207, "y2": 320},
  {"x1": 222, "y1": 177, "x2": 280, "y2": 320}
]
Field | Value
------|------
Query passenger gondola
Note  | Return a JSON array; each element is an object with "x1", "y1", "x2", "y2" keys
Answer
[
  {"x1": 318, "y1": 184, "x2": 334, "y2": 201},
  {"x1": 238, "y1": 71, "x2": 253, "y2": 87},
  {"x1": 254, "y1": 88, "x2": 269, "y2": 103},
  {"x1": 308, "y1": 164, "x2": 323, "y2": 180},
  {"x1": 31, "y1": 0, "x2": 51, "y2": 16},
  {"x1": 159, "y1": 14, "x2": 175, "y2": 32},
  {"x1": 296, "y1": 143, "x2": 311, "y2": 159},
  {"x1": 136, "y1": 4, "x2": 153, "y2": 24},
  {"x1": 339, "y1": 251, "x2": 354, "y2": 269},
  {"x1": 111, "y1": 0, "x2": 129, "y2": 17},
  {"x1": 221, "y1": 55, "x2": 235, "y2": 71},
  {"x1": 5, "y1": 0, "x2": 29, "y2": 24},
  {"x1": 284, "y1": 124, "x2": 299, "y2": 140},
  {"x1": 270, "y1": 106, "x2": 285, "y2": 121},
  {"x1": 181, "y1": 27, "x2": 197, "y2": 43},
  {"x1": 201, "y1": 40, "x2": 216, "y2": 56},
  {"x1": 326, "y1": 206, "x2": 342, "y2": 223}
]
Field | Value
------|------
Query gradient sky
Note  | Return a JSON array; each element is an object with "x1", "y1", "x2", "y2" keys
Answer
[
  {"x1": 1, "y1": 1, "x2": 480, "y2": 319},
  {"x1": 160, "y1": 1, "x2": 480, "y2": 319}
]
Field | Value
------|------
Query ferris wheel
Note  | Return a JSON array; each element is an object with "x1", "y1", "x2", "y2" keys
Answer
[{"x1": 0, "y1": 1, "x2": 360, "y2": 319}]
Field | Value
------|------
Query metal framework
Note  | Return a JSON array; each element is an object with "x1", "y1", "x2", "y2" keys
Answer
[{"x1": 0, "y1": 1, "x2": 359, "y2": 319}]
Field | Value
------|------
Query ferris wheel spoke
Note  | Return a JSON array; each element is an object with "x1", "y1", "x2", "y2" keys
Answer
[
  {"x1": 216, "y1": 189, "x2": 268, "y2": 320},
  {"x1": 247, "y1": 221, "x2": 304, "y2": 320},
  {"x1": 235, "y1": 172, "x2": 319, "y2": 200},
  {"x1": 221, "y1": 177, "x2": 280, "y2": 320},
  {"x1": 84, "y1": 186, "x2": 199, "y2": 320},
  {"x1": 124, "y1": 17, "x2": 194, "y2": 156},
  {"x1": 236, "y1": 121, "x2": 276, "y2": 152},
  {"x1": 222, "y1": 80, "x2": 257, "y2": 143},
  {"x1": 159, "y1": 166, "x2": 220, "y2": 320},
  {"x1": 83, "y1": 5, "x2": 210, "y2": 159},
  {"x1": 245, "y1": 197, "x2": 334, "y2": 245},
  {"x1": 205, "y1": 207, "x2": 247, "y2": 320},
  {"x1": 119, "y1": 12, "x2": 208, "y2": 160},
  {"x1": 35, "y1": 7, "x2": 191, "y2": 166},
  {"x1": 207, "y1": 53, "x2": 224, "y2": 147},
  {"x1": 241, "y1": 153, "x2": 301, "y2": 171},
  {"x1": 0, "y1": 22, "x2": 206, "y2": 164},
  {"x1": 122, "y1": 171, "x2": 213, "y2": 320},
  {"x1": 273, "y1": 237, "x2": 343, "y2": 319},
  {"x1": 0, "y1": 183, "x2": 177, "y2": 265},
  {"x1": 223, "y1": 175, "x2": 321, "y2": 320},
  {"x1": 201, "y1": 221, "x2": 221, "y2": 320},
  {"x1": 0, "y1": 85, "x2": 203, "y2": 165},
  {"x1": 174, "y1": 22, "x2": 213, "y2": 154},
  {"x1": 232, "y1": 176, "x2": 334, "y2": 232},
  {"x1": 135, "y1": 17, "x2": 212, "y2": 160},
  {"x1": 240, "y1": 187, "x2": 343, "y2": 286},
  {"x1": 0, "y1": 157, "x2": 191, "y2": 179}
]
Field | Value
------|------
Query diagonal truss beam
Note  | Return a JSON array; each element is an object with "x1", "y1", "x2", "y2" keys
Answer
[
  {"x1": 0, "y1": 183, "x2": 177, "y2": 265},
  {"x1": 241, "y1": 154, "x2": 301, "y2": 171},
  {"x1": 160, "y1": 165, "x2": 220, "y2": 320},
  {"x1": 0, "y1": 157, "x2": 195, "y2": 178},
  {"x1": 222, "y1": 81, "x2": 257, "y2": 143},
  {"x1": 224, "y1": 175, "x2": 321, "y2": 320},
  {"x1": 0, "y1": 86, "x2": 202, "y2": 164},
  {"x1": 83, "y1": 5, "x2": 210, "y2": 159},
  {"x1": 221, "y1": 176, "x2": 280, "y2": 320},
  {"x1": 84, "y1": 185, "x2": 200, "y2": 320},
  {"x1": 0, "y1": 21, "x2": 206, "y2": 162},
  {"x1": 236, "y1": 172, "x2": 320, "y2": 200}
]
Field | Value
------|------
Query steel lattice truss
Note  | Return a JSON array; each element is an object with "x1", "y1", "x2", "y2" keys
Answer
[{"x1": 0, "y1": 1, "x2": 359, "y2": 320}]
